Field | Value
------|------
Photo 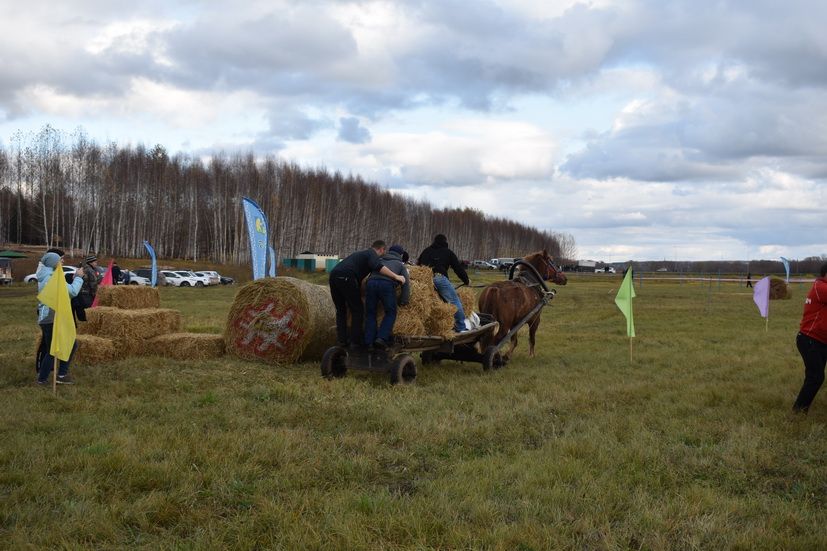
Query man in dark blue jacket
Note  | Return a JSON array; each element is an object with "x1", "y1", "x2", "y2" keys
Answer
[
  {"x1": 365, "y1": 244, "x2": 411, "y2": 349},
  {"x1": 417, "y1": 234, "x2": 470, "y2": 332},
  {"x1": 330, "y1": 240, "x2": 406, "y2": 349}
]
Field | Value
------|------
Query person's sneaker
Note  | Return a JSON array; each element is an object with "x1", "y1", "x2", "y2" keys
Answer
[
  {"x1": 35, "y1": 379, "x2": 49, "y2": 386},
  {"x1": 56, "y1": 374, "x2": 75, "y2": 385},
  {"x1": 373, "y1": 338, "x2": 388, "y2": 350}
]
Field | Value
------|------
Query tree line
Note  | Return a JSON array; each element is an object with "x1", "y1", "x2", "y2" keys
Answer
[{"x1": 0, "y1": 126, "x2": 577, "y2": 264}]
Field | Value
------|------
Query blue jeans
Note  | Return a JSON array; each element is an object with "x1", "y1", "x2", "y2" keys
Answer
[
  {"x1": 433, "y1": 274, "x2": 466, "y2": 332},
  {"x1": 364, "y1": 278, "x2": 398, "y2": 345},
  {"x1": 38, "y1": 323, "x2": 76, "y2": 382}
]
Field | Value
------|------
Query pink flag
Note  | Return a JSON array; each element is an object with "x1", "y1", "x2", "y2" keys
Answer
[
  {"x1": 752, "y1": 276, "x2": 770, "y2": 318},
  {"x1": 91, "y1": 259, "x2": 114, "y2": 308}
]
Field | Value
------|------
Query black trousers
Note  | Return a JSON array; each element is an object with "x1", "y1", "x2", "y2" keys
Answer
[
  {"x1": 793, "y1": 332, "x2": 827, "y2": 412},
  {"x1": 329, "y1": 273, "x2": 364, "y2": 346}
]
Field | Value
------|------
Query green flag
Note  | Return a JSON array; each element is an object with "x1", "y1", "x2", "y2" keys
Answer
[{"x1": 615, "y1": 267, "x2": 636, "y2": 337}]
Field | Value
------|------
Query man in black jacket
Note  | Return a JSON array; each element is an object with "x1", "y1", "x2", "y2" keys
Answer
[
  {"x1": 330, "y1": 240, "x2": 406, "y2": 349},
  {"x1": 417, "y1": 234, "x2": 470, "y2": 332}
]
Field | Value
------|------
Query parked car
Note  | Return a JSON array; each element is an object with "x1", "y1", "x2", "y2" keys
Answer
[
  {"x1": 219, "y1": 275, "x2": 235, "y2": 285},
  {"x1": 194, "y1": 271, "x2": 220, "y2": 285},
  {"x1": 470, "y1": 260, "x2": 497, "y2": 270},
  {"x1": 123, "y1": 270, "x2": 151, "y2": 285},
  {"x1": 24, "y1": 265, "x2": 76, "y2": 284},
  {"x1": 134, "y1": 268, "x2": 167, "y2": 286},
  {"x1": 179, "y1": 270, "x2": 210, "y2": 287},
  {"x1": 161, "y1": 270, "x2": 199, "y2": 287}
]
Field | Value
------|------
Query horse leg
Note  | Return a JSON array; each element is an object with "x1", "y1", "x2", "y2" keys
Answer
[
  {"x1": 528, "y1": 315, "x2": 541, "y2": 357},
  {"x1": 508, "y1": 334, "x2": 518, "y2": 359}
]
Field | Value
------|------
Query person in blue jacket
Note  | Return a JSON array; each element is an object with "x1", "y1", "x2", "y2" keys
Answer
[{"x1": 36, "y1": 251, "x2": 84, "y2": 385}]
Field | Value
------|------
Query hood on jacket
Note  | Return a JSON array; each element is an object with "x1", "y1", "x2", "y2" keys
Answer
[
  {"x1": 382, "y1": 250, "x2": 404, "y2": 262},
  {"x1": 41, "y1": 252, "x2": 61, "y2": 269},
  {"x1": 36, "y1": 257, "x2": 58, "y2": 283},
  {"x1": 432, "y1": 234, "x2": 448, "y2": 248}
]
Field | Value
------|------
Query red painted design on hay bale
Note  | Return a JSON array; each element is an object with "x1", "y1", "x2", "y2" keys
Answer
[{"x1": 232, "y1": 299, "x2": 306, "y2": 358}]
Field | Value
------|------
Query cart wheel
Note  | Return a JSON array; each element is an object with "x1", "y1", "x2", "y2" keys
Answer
[
  {"x1": 420, "y1": 350, "x2": 441, "y2": 365},
  {"x1": 390, "y1": 354, "x2": 417, "y2": 385},
  {"x1": 482, "y1": 346, "x2": 504, "y2": 371},
  {"x1": 321, "y1": 346, "x2": 348, "y2": 379}
]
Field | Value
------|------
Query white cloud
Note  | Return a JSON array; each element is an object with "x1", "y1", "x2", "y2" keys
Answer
[{"x1": 2, "y1": 0, "x2": 827, "y2": 260}]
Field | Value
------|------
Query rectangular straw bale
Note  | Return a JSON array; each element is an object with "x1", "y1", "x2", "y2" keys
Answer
[
  {"x1": 425, "y1": 301, "x2": 457, "y2": 339},
  {"x1": 73, "y1": 334, "x2": 123, "y2": 365},
  {"x1": 456, "y1": 286, "x2": 477, "y2": 316},
  {"x1": 407, "y1": 265, "x2": 435, "y2": 285},
  {"x1": 95, "y1": 286, "x2": 161, "y2": 309},
  {"x1": 147, "y1": 333, "x2": 225, "y2": 360},
  {"x1": 77, "y1": 306, "x2": 112, "y2": 335},
  {"x1": 93, "y1": 308, "x2": 182, "y2": 341}
]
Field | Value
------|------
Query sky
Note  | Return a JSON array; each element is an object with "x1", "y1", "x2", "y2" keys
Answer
[{"x1": 0, "y1": 0, "x2": 825, "y2": 262}]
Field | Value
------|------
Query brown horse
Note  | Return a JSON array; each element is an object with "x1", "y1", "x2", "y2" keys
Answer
[{"x1": 478, "y1": 250, "x2": 567, "y2": 359}]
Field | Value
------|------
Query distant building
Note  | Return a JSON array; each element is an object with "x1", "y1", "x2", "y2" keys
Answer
[{"x1": 283, "y1": 252, "x2": 340, "y2": 272}]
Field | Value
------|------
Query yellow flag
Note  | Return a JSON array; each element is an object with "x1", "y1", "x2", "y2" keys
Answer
[{"x1": 36, "y1": 261, "x2": 76, "y2": 361}]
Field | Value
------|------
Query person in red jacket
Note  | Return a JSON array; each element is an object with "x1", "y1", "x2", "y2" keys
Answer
[{"x1": 792, "y1": 262, "x2": 827, "y2": 413}]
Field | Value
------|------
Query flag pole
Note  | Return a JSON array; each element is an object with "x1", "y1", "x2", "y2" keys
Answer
[
  {"x1": 629, "y1": 337, "x2": 633, "y2": 363},
  {"x1": 52, "y1": 356, "x2": 57, "y2": 395},
  {"x1": 765, "y1": 316, "x2": 769, "y2": 333}
]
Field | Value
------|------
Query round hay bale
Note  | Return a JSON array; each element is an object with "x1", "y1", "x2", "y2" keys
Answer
[
  {"x1": 95, "y1": 286, "x2": 161, "y2": 309},
  {"x1": 73, "y1": 334, "x2": 122, "y2": 365},
  {"x1": 770, "y1": 277, "x2": 791, "y2": 300},
  {"x1": 224, "y1": 277, "x2": 336, "y2": 364},
  {"x1": 147, "y1": 333, "x2": 225, "y2": 360},
  {"x1": 456, "y1": 286, "x2": 477, "y2": 316}
]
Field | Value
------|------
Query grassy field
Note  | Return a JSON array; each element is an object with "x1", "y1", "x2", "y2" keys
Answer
[{"x1": 1, "y1": 274, "x2": 825, "y2": 549}]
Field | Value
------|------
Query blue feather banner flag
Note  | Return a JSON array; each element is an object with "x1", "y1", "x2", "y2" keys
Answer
[
  {"x1": 242, "y1": 197, "x2": 269, "y2": 280},
  {"x1": 143, "y1": 240, "x2": 157, "y2": 287},
  {"x1": 780, "y1": 257, "x2": 790, "y2": 283}
]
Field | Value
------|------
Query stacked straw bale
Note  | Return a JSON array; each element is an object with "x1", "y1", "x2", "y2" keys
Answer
[
  {"x1": 35, "y1": 333, "x2": 123, "y2": 366},
  {"x1": 95, "y1": 286, "x2": 160, "y2": 309},
  {"x1": 83, "y1": 307, "x2": 182, "y2": 356},
  {"x1": 373, "y1": 265, "x2": 475, "y2": 339},
  {"x1": 73, "y1": 334, "x2": 122, "y2": 364},
  {"x1": 225, "y1": 277, "x2": 336, "y2": 364},
  {"x1": 148, "y1": 333, "x2": 225, "y2": 360},
  {"x1": 456, "y1": 287, "x2": 478, "y2": 319},
  {"x1": 770, "y1": 277, "x2": 791, "y2": 300},
  {"x1": 64, "y1": 288, "x2": 225, "y2": 364}
]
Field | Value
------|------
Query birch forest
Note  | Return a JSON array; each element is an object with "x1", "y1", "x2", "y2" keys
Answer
[{"x1": 0, "y1": 126, "x2": 576, "y2": 263}]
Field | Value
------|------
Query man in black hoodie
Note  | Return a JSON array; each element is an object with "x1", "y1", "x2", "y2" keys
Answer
[
  {"x1": 330, "y1": 240, "x2": 406, "y2": 349},
  {"x1": 417, "y1": 234, "x2": 470, "y2": 332}
]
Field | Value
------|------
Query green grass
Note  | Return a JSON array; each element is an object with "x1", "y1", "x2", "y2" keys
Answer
[{"x1": 1, "y1": 276, "x2": 826, "y2": 549}]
